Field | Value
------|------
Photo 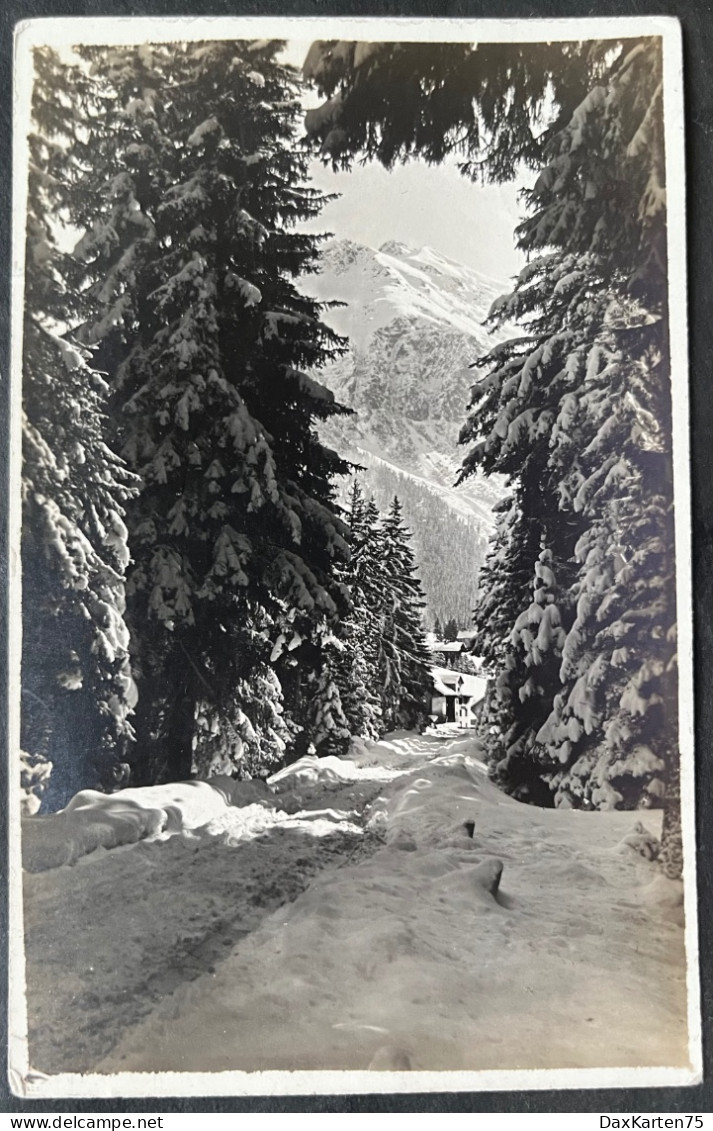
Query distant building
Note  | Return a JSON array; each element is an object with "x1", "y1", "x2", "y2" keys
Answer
[
  {"x1": 432, "y1": 640, "x2": 464, "y2": 657},
  {"x1": 430, "y1": 667, "x2": 488, "y2": 728},
  {"x1": 457, "y1": 629, "x2": 478, "y2": 647}
]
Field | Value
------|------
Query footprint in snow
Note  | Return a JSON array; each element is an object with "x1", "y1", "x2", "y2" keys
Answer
[
  {"x1": 368, "y1": 1044, "x2": 413, "y2": 1070},
  {"x1": 437, "y1": 857, "x2": 509, "y2": 905}
]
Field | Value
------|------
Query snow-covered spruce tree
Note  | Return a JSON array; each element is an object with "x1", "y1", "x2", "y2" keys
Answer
[
  {"x1": 472, "y1": 500, "x2": 533, "y2": 784},
  {"x1": 302, "y1": 652, "x2": 351, "y2": 757},
  {"x1": 301, "y1": 39, "x2": 598, "y2": 176},
  {"x1": 520, "y1": 45, "x2": 675, "y2": 846},
  {"x1": 523, "y1": 284, "x2": 674, "y2": 817},
  {"x1": 22, "y1": 48, "x2": 137, "y2": 808},
  {"x1": 458, "y1": 254, "x2": 601, "y2": 803},
  {"x1": 66, "y1": 42, "x2": 352, "y2": 782},
  {"x1": 302, "y1": 36, "x2": 681, "y2": 873},
  {"x1": 460, "y1": 257, "x2": 605, "y2": 798},
  {"x1": 379, "y1": 497, "x2": 432, "y2": 732},
  {"x1": 474, "y1": 493, "x2": 573, "y2": 806},
  {"x1": 465, "y1": 46, "x2": 677, "y2": 854},
  {"x1": 334, "y1": 480, "x2": 383, "y2": 742},
  {"x1": 442, "y1": 617, "x2": 459, "y2": 643}
]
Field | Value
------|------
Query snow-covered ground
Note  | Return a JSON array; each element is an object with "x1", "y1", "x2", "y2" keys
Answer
[{"x1": 18, "y1": 731, "x2": 693, "y2": 1090}]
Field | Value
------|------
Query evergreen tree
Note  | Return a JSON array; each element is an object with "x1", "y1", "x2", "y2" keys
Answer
[
  {"x1": 335, "y1": 486, "x2": 432, "y2": 739},
  {"x1": 303, "y1": 649, "x2": 351, "y2": 757},
  {"x1": 64, "y1": 41, "x2": 352, "y2": 782},
  {"x1": 379, "y1": 497, "x2": 432, "y2": 732},
  {"x1": 462, "y1": 43, "x2": 677, "y2": 855},
  {"x1": 22, "y1": 48, "x2": 137, "y2": 808},
  {"x1": 335, "y1": 481, "x2": 383, "y2": 741},
  {"x1": 302, "y1": 39, "x2": 595, "y2": 176},
  {"x1": 443, "y1": 617, "x2": 459, "y2": 643},
  {"x1": 472, "y1": 492, "x2": 570, "y2": 806},
  {"x1": 348, "y1": 455, "x2": 488, "y2": 627},
  {"x1": 302, "y1": 35, "x2": 682, "y2": 874}
]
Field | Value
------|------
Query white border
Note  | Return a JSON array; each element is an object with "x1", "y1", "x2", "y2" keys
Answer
[
  {"x1": 12, "y1": 14, "x2": 688, "y2": 48},
  {"x1": 8, "y1": 7, "x2": 32, "y2": 1103},
  {"x1": 9, "y1": 1065, "x2": 704, "y2": 1101},
  {"x1": 9, "y1": 14, "x2": 700, "y2": 1100},
  {"x1": 661, "y1": 15, "x2": 703, "y2": 1095}
]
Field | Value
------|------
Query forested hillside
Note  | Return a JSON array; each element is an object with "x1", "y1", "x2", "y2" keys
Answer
[{"x1": 342, "y1": 460, "x2": 488, "y2": 627}]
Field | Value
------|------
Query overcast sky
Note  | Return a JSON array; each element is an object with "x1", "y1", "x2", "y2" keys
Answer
[
  {"x1": 301, "y1": 158, "x2": 526, "y2": 284},
  {"x1": 284, "y1": 39, "x2": 528, "y2": 284}
]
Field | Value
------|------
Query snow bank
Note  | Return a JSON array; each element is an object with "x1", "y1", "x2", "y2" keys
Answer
[
  {"x1": 22, "y1": 778, "x2": 275, "y2": 873},
  {"x1": 23, "y1": 802, "x2": 164, "y2": 874},
  {"x1": 23, "y1": 739, "x2": 409, "y2": 875},
  {"x1": 21, "y1": 746, "x2": 397, "y2": 875},
  {"x1": 23, "y1": 727, "x2": 457, "y2": 873},
  {"x1": 268, "y1": 747, "x2": 405, "y2": 788},
  {"x1": 345, "y1": 729, "x2": 453, "y2": 771}
]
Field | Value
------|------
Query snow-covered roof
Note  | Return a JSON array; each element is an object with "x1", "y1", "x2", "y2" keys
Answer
[
  {"x1": 456, "y1": 673, "x2": 488, "y2": 702},
  {"x1": 432, "y1": 641, "x2": 463, "y2": 653},
  {"x1": 431, "y1": 666, "x2": 460, "y2": 695},
  {"x1": 431, "y1": 667, "x2": 487, "y2": 702}
]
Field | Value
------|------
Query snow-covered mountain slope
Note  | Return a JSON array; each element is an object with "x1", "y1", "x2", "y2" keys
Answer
[
  {"x1": 304, "y1": 238, "x2": 512, "y2": 504},
  {"x1": 310, "y1": 239, "x2": 509, "y2": 356},
  {"x1": 19, "y1": 731, "x2": 691, "y2": 1085},
  {"x1": 302, "y1": 240, "x2": 512, "y2": 622}
]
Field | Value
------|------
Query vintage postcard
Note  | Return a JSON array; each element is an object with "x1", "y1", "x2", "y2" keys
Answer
[{"x1": 8, "y1": 14, "x2": 700, "y2": 1098}]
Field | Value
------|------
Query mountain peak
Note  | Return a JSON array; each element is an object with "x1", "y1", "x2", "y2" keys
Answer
[
  {"x1": 307, "y1": 235, "x2": 509, "y2": 350},
  {"x1": 378, "y1": 239, "x2": 418, "y2": 258}
]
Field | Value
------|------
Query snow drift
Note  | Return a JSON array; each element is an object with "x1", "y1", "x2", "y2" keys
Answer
[
  {"x1": 20, "y1": 745, "x2": 398, "y2": 873},
  {"x1": 21, "y1": 777, "x2": 277, "y2": 873}
]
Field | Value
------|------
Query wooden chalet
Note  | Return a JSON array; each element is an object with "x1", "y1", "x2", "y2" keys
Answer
[{"x1": 430, "y1": 667, "x2": 488, "y2": 728}]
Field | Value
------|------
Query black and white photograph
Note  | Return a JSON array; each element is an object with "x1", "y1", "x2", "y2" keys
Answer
[{"x1": 8, "y1": 15, "x2": 700, "y2": 1098}]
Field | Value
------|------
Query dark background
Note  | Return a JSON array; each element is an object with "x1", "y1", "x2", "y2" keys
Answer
[{"x1": 1, "y1": 0, "x2": 710, "y2": 1115}]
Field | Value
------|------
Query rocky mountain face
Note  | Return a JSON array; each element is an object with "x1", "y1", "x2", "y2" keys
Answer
[{"x1": 303, "y1": 238, "x2": 512, "y2": 624}]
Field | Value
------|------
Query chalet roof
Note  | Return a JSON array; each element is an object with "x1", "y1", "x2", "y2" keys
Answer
[
  {"x1": 431, "y1": 640, "x2": 463, "y2": 653},
  {"x1": 431, "y1": 666, "x2": 460, "y2": 695},
  {"x1": 456, "y1": 673, "x2": 488, "y2": 702},
  {"x1": 431, "y1": 667, "x2": 488, "y2": 703}
]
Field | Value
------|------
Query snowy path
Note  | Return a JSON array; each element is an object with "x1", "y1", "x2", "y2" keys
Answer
[
  {"x1": 21, "y1": 731, "x2": 691, "y2": 1079},
  {"x1": 22, "y1": 773, "x2": 386, "y2": 1073}
]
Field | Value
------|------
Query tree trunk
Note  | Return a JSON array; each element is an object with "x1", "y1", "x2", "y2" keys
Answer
[
  {"x1": 130, "y1": 661, "x2": 196, "y2": 785},
  {"x1": 161, "y1": 688, "x2": 196, "y2": 782}
]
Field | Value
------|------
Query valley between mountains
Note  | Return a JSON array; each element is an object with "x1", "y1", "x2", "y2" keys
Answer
[{"x1": 301, "y1": 238, "x2": 511, "y2": 625}]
